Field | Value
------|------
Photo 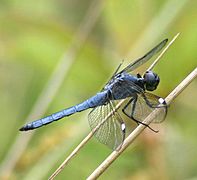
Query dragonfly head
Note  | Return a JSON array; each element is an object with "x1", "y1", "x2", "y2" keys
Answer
[{"x1": 143, "y1": 71, "x2": 160, "y2": 91}]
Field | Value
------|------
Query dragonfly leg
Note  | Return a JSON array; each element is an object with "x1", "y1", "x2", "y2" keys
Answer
[
  {"x1": 122, "y1": 96, "x2": 158, "y2": 133},
  {"x1": 142, "y1": 94, "x2": 167, "y2": 108},
  {"x1": 122, "y1": 97, "x2": 136, "y2": 121}
]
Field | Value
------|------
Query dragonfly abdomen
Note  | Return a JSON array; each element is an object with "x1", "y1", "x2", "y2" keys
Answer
[
  {"x1": 19, "y1": 105, "x2": 86, "y2": 131},
  {"x1": 19, "y1": 91, "x2": 109, "y2": 131}
]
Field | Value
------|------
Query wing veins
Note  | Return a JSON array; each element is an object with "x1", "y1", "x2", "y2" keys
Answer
[{"x1": 119, "y1": 39, "x2": 168, "y2": 73}]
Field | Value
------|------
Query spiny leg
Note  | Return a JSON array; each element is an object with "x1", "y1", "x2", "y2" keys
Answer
[
  {"x1": 142, "y1": 93, "x2": 167, "y2": 109},
  {"x1": 122, "y1": 96, "x2": 158, "y2": 133}
]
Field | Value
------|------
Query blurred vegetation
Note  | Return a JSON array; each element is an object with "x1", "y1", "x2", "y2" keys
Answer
[{"x1": 0, "y1": 0, "x2": 196, "y2": 179}]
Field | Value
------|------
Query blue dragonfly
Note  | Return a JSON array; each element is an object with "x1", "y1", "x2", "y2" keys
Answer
[{"x1": 20, "y1": 39, "x2": 168, "y2": 150}]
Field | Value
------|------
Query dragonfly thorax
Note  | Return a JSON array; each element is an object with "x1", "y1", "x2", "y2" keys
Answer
[{"x1": 104, "y1": 73, "x2": 140, "y2": 100}]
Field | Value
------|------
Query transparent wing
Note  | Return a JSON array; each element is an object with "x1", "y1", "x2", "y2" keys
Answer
[
  {"x1": 124, "y1": 92, "x2": 167, "y2": 123},
  {"x1": 100, "y1": 39, "x2": 167, "y2": 92},
  {"x1": 101, "y1": 61, "x2": 124, "y2": 91},
  {"x1": 88, "y1": 100, "x2": 125, "y2": 150},
  {"x1": 88, "y1": 79, "x2": 146, "y2": 150},
  {"x1": 120, "y1": 39, "x2": 168, "y2": 73}
]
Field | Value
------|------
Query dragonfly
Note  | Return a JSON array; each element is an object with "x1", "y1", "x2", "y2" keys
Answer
[{"x1": 20, "y1": 39, "x2": 168, "y2": 150}]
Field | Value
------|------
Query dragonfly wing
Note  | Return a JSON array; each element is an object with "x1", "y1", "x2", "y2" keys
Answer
[
  {"x1": 101, "y1": 61, "x2": 124, "y2": 91},
  {"x1": 124, "y1": 92, "x2": 167, "y2": 123},
  {"x1": 88, "y1": 80, "x2": 144, "y2": 150},
  {"x1": 88, "y1": 100, "x2": 125, "y2": 150},
  {"x1": 120, "y1": 39, "x2": 168, "y2": 73}
]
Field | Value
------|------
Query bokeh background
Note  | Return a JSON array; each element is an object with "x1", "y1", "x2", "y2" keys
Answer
[{"x1": 0, "y1": 0, "x2": 196, "y2": 179}]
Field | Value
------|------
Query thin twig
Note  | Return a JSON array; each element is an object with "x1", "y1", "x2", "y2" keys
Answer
[
  {"x1": 49, "y1": 34, "x2": 179, "y2": 179},
  {"x1": 147, "y1": 32, "x2": 180, "y2": 71},
  {"x1": 87, "y1": 67, "x2": 197, "y2": 180},
  {"x1": 0, "y1": 0, "x2": 103, "y2": 177},
  {"x1": 48, "y1": 99, "x2": 125, "y2": 180}
]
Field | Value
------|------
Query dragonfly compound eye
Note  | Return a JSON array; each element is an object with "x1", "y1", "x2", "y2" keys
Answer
[{"x1": 144, "y1": 71, "x2": 160, "y2": 91}]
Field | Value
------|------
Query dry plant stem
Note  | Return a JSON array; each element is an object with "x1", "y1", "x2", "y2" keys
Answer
[
  {"x1": 49, "y1": 34, "x2": 179, "y2": 179},
  {"x1": 165, "y1": 67, "x2": 197, "y2": 104},
  {"x1": 147, "y1": 33, "x2": 180, "y2": 71},
  {"x1": 87, "y1": 67, "x2": 197, "y2": 180},
  {"x1": 48, "y1": 99, "x2": 125, "y2": 180}
]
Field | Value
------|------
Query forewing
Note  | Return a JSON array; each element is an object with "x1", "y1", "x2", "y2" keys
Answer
[
  {"x1": 120, "y1": 39, "x2": 168, "y2": 73},
  {"x1": 124, "y1": 92, "x2": 167, "y2": 123},
  {"x1": 88, "y1": 101, "x2": 125, "y2": 150}
]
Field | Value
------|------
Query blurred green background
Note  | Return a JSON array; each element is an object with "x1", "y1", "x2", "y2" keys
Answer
[{"x1": 0, "y1": 0, "x2": 196, "y2": 179}]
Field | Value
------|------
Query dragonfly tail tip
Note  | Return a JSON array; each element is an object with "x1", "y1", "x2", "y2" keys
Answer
[
  {"x1": 19, "y1": 126, "x2": 25, "y2": 131},
  {"x1": 19, "y1": 125, "x2": 28, "y2": 131}
]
